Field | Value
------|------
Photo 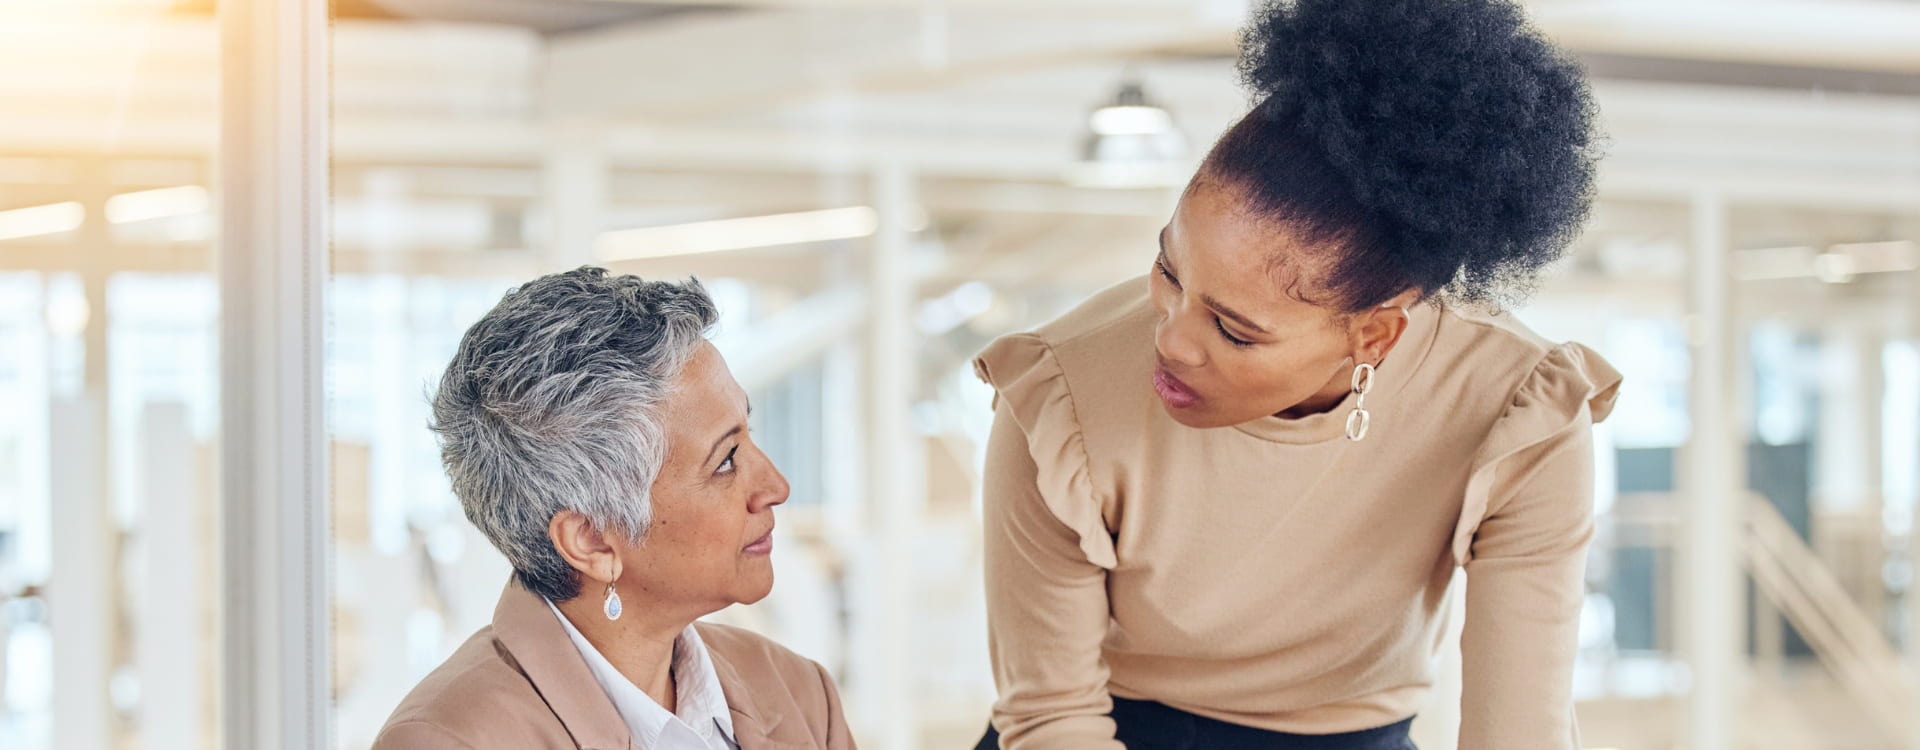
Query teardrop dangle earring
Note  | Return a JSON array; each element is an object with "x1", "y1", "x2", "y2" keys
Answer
[{"x1": 602, "y1": 581, "x2": 623, "y2": 621}]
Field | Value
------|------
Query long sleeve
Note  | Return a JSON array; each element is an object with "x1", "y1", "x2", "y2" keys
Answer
[
  {"x1": 1457, "y1": 343, "x2": 1618, "y2": 749},
  {"x1": 983, "y1": 402, "x2": 1126, "y2": 750},
  {"x1": 976, "y1": 332, "x2": 1126, "y2": 750}
]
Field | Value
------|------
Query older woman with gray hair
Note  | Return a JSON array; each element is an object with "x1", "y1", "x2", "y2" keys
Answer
[{"x1": 373, "y1": 267, "x2": 855, "y2": 750}]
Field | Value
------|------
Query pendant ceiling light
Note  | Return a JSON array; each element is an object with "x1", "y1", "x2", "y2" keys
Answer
[{"x1": 1068, "y1": 74, "x2": 1189, "y2": 188}]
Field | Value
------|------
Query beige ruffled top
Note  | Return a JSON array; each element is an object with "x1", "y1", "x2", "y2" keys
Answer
[{"x1": 973, "y1": 277, "x2": 1622, "y2": 750}]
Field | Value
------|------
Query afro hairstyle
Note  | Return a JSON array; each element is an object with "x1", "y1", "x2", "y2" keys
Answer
[{"x1": 1204, "y1": 0, "x2": 1601, "y2": 312}]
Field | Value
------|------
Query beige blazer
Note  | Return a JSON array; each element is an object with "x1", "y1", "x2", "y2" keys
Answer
[{"x1": 371, "y1": 579, "x2": 856, "y2": 750}]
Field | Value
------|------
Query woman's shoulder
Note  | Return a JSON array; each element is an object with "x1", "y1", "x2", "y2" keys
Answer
[
  {"x1": 972, "y1": 276, "x2": 1154, "y2": 423},
  {"x1": 697, "y1": 622, "x2": 846, "y2": 700},
  {"x1": 1424, "y1": 306, "x2": 1623, "y2": 523},
  {"x1": 694, "y1": 623, "x2": 846, "y2": 727},
  {"x1": 1432, "y1": 306, "x2": 1624, "y2": 564},
  {"x1": 1432, "y1": 304, "x2": 1573, "y2": 370},
  {"x1": 695, "y1": 621, "x2": 827, "y2": 678},
  {"x1": 980, "y1": 275, "x2": 1150, "y2": 359},
  {"x1": 371, "y1": 627, "x2": 572, "y2": 749},
  {"x1": 1428, "y1": 304, "x2": 1622, "y2": 422}
]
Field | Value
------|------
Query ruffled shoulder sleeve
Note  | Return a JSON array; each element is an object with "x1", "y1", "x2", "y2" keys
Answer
[
  {"x1": 973, "y1": 332, "x2": 1116, "y2": 569},
  {"x1": 1448, "y1": 342, "x2": 1623, "y2": 565}
]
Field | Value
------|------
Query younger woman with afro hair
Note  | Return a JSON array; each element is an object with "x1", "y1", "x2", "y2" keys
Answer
[{"x1": 971, "y1": 0, "x2": 1621, "y2": 748}]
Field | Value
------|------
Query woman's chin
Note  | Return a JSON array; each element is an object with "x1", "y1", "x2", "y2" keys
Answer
[
  {"x1": 1160, "y1": 402, "x2": 1206, "y2": 426},
  {"x1": 1160, "y1": 401, "x2": 1232, "y2": 429},
  {"x1": 733, "y1": 566, "x2": 775, "y2": 605}
]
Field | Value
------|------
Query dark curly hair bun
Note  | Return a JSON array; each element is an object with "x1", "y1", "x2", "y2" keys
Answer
[{"x1": 1212, "y1": 0, "x2": 1599, "y2": 310}]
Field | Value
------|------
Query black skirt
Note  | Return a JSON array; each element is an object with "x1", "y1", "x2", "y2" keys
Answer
[{"x1": 972, "y1": 696, "x2": 1417, "y2": 750}]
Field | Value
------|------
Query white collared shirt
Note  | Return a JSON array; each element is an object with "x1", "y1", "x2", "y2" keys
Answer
[{"x1": 546, "y1": 599, "x2": 740, "y2": 750}]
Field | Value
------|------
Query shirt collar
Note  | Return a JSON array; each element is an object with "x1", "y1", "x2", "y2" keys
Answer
[{"x1": 544, "y1": 597, "x2": 738, "y2": 748}]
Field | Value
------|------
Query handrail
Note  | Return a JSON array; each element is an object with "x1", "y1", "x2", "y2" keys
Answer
[{"x1": 1741, "y1": 492, "x2": 1915, "y2": 740}]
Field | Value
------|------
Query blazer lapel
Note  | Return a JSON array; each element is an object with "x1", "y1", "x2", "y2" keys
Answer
[
  {"x1": 705, "y1": 634, "x2": 814, "y2": 750},
  {"x1": 490, "y1": 579, "x2": 636, "y2": 750}
]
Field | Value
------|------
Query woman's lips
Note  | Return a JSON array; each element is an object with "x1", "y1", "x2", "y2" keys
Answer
[
  {"x1": 742, "y1": 529, "x2": 774, "y2": 556},
  {"x1": 1152, "y1": 367, "x2": 1201, "y2": 409}
]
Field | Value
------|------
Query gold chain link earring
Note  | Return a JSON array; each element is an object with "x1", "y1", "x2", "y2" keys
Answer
[{"x1": 1345, "y1": 362, "x2": 1375, "y2": 442}]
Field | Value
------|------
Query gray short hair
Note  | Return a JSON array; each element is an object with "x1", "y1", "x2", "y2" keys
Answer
[{"x1": 430, "y1": 266, "x2": 719, "y2": 601}]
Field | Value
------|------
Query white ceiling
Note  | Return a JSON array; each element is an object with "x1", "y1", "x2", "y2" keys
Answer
[{"x1": 1, "y1": 0, "x2": 1916, "y2": 297}]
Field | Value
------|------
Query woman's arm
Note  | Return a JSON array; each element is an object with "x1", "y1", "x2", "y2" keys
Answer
[
  {"x1": 982, "y1": 401, "x2": 1127, "y2": 750},
  {"x1": 1459, "y1": 411, "x2": 1596, "y2": 749}
]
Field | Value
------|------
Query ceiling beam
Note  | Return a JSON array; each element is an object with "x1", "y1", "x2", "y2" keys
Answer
[
  {"x1": 1534, "y1": 0, "x2": 1920, "y2": 76},
  {"x1": 590, "y1": 0, "x2": 1920, "y2": 77},
  {"x1": 0, "y1": 243, "x2": 543, "y2": 277},
  {"x1": 540, "y1": 6, "x2": 1226, "y2": 122},
  {"x1": 595, "y1": 0, "x2": 1202, "y2": 11}
]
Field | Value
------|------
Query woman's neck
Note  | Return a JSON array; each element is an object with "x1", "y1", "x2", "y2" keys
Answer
[
  {"x1": 558, "y1": 594, "x2": 690, "y2": 713},
  {"x1": 1275, "y1": 361, "x2": 1356, "y2": 419}
]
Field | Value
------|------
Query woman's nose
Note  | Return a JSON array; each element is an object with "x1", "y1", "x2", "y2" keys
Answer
[
  {"x1": 752, "y1": 450, "x2": 791, "y2": 511},
  {"x1": 1154, "y1": 312, "x2": 1207, "y2": 369}
]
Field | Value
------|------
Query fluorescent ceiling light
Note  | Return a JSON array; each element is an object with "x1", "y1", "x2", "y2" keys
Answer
[
  {"x1": 0, "y1": 201, "x2": 84, "y2": 240},
  {"x1": 105, "y1": 185, "x2": 208, "y2": 224},
  {"x1": 1829, "y1": 240, "x2": 1918, "y2": 272},
  {"x1": 1812, "y1": 251, "x2": 1857, "y2": 284},
  {"x1": 1735, "y1": 240, "x2": 1918, "y2": 283},
  {"x1": 1734, "y1": 245, "x2": 1821, "y2": 281},
  {"x1": 596, "y1": 206, "x2": 883, "y2": 261}
]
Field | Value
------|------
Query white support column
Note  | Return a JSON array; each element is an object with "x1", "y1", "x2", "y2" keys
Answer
[
  {"x1": 359, "y1": 168, "x2": 415, "y2": 273},
  {"x1": 823, "y1": 341, "x2": 867, "y2": 543},
  {"x1": 1912, "y1": 488, "x2": 1920, "y2": 750},
  {"x1": 542, "y1": 121, "x2": 608, "y2": 270},
  {"x1": 1911, "y1": 543, "x2": 1920, "y2": 750},
  {"x1": 218, "y1": 1, "x2": 331, "y2": 749},
  {"x1": 58, "y1": 163, "x2": 128, "y2": 750},
  {"x1": 1683, "y1": 191, "x2": 1740, "y2": 750},
  {"x1": 138, "y1": 403, "x2": 211, "y2": 750},
  {"x1": 47, "y1": 163, "x2": 123, "y2": 747},
  {"x1": 1861, "y1": 328, "x2": 1887, "y2": 523},
  {"x1": 1910, "y1": 301, "x2": 1920, "y2": 750},
  {"x1": 47, "y1": 396, "x2": 110, "y2": 750},
  {"x1": 863, "y1": 161, "x2": 922, "y2": 750}
]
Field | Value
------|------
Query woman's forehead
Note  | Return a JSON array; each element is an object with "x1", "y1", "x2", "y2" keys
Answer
[
  {"x1": 1169, "y1": 188, "x2": 1329, "y2": 322},
  {"x1": 665, "y1": 345, "x2": 747, "y2": 438}
]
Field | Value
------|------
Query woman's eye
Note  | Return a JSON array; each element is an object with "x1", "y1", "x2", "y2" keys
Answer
[
  {"x1": 717, "y1": 446, "x2": 738, "y2": 474},
  {"x1": 1215, "y1": 318, "x2": 1254, "y2": 348},
  {"x1": 1155, "y1": 260, "x2": 1180, "y2": 288}
]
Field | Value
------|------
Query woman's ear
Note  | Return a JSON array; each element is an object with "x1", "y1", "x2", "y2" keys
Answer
[
  {"x1": 1349, "y1": 298, "x2": 1416, "y2": 366},
  {"x1": 548, "y1": 510, "x2": 622, "y2": 585}
]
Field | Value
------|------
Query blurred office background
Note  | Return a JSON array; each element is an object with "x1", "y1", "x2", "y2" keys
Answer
[{"x1": 0, "y1": 0, "x2": 1917, "y2": 748}]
